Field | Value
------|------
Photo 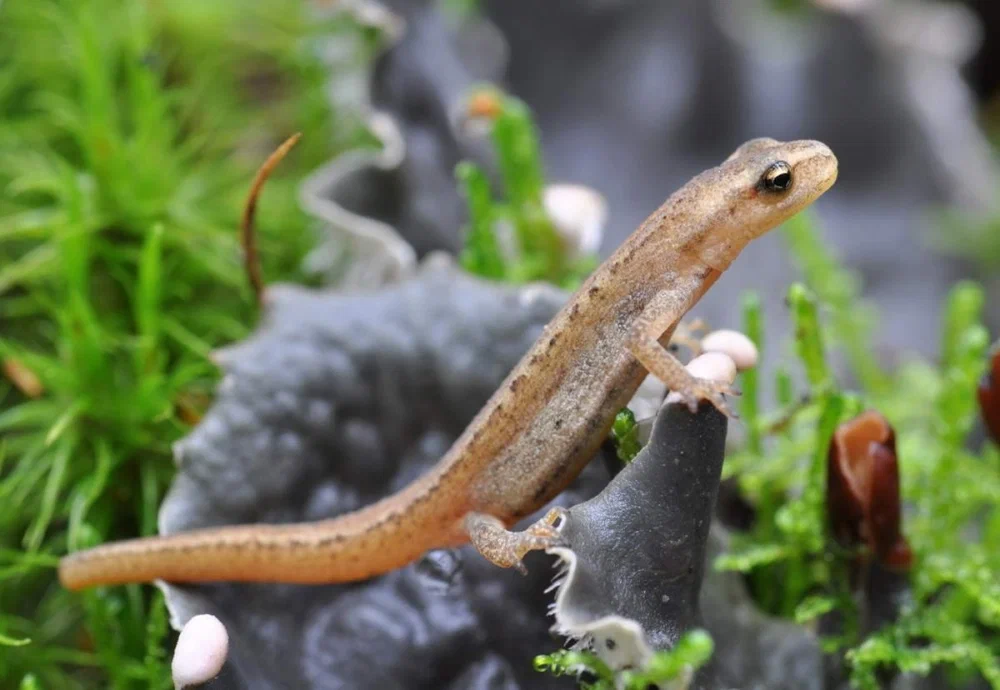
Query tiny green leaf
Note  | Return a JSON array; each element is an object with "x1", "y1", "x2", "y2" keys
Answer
[
  {"x1": 456, "y1": 162, "x2": 506, "y2": 280},
  {"x1": 794, "y1": 595, "x2": 837, "y2": 624},
  {"x1": 741, "y1": 291, "x2": 763, "y2": 453},
  {"x1": 788, "y1": 283, "x2": 829, "y2": 389},
  {"x1": 1, "y1": 632, "x2": 31, "y2": 647},
  {"x1": 611, "y1": 408, "x2": 642, "y2": 463}
]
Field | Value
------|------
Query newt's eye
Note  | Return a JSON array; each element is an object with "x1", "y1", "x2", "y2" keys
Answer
[{"x1": 761, "y1": 161, "x2": 792, "y2": 192}]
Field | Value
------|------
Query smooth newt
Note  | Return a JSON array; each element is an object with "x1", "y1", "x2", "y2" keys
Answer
[{"x1": 59, "y1": 137, "x2": 837, "y2": 590}]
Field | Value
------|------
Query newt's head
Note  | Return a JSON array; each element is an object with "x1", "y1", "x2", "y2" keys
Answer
[{"x1": 694, "y1": 137, "x2": 838, "y2": 271}]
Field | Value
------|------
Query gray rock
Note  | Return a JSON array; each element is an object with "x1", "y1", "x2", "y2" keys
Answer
[
  {"x1": 160, "y1": 263, "x2": 607, "y2": 690},
  {"x1": 701, "y1": 527, "x2": 825, "y2": 690},
  {"x1": 159, "y1": 261, "x2": 833, "y2": 690},
  {"x1": 551, "y1": 402, "x2": 729, "y2": 657},
  {"x1": 550, "y1": 399, "x2": 827, "y2": 690}
]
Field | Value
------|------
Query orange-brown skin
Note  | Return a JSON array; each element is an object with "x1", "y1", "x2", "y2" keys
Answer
[{"x1": 59, "y1": 138, "x2": 838, "y2": 590}]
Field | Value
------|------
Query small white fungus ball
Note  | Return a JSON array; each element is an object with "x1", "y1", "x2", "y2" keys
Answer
[
  {"x1": 543, "y1": 184, "x2": 607, "y2": 258},
  {"x1": 684, "y1": 352, "x2": 738, "y2": 385},
  {"x1": 172, "y1": 614, "x2": 229, "y2": 689},
  {"x1": 665, "y1": 352, "x2": 737, "y2": 406},
  {"x1": 700, "y1": 329, "x2": 759, "y2": 371}
]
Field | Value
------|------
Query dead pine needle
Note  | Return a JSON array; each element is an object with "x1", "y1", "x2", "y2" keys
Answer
[{"x1": 240, "y1": 133, "x2": 302, "y2": 305}]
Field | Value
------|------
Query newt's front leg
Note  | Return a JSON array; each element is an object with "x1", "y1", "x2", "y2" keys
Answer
[
  {"x1": 465, "y1": 508, "x2": 567, "y2": 574},
  {"x1": 627, "y1": 287, "x2": 738, "y2": 418}
]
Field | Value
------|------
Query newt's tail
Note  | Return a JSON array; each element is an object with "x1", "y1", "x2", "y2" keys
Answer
[{"x1": 58, "y1": 484, "x2": 464, "y2": 590}]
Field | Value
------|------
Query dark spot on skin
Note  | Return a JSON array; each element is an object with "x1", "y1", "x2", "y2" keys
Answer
[
  {"x1": 532, "y1": 481, "x2": 552, "y2": 503},
  {"x1": 531, "y1": 449, "x2": 583, "y2": 505},
  {"x1": 554, "y1": 419, "x2": 563, "y2": 430},
  {"x1": 570, "y1": 304, "x2": 580, "y2": 318},
  {"x1": 530, "y1": 354, "x2": 540, "y2": 365},
  {"x1": 589, "y1": 286, "x2": 600, "y2": 297},
  {"x1": 728, "y1": 205, "x2": 736, "y2": 216},
  {"x1": 510, "y1": 375, "x2": 524, "y2": 392},
  {"x1": 408, "y1": 491, "x2": 432, "y2": 508},
  {"x1": 548, "y1": 335, "x2": 559, "y2": 348},
  {"x1": 316, "y1": 533, "x2": 348, "y2": 547},
  {"x1": 605, "y1": 638, "x2": 617, "y2": 651}
]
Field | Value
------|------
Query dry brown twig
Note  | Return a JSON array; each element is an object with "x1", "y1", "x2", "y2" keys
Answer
[{"x1": 240, "y1": 133, "x2": 302, "y2": 305}]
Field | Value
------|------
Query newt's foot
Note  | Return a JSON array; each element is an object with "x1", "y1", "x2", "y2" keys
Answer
[
  {"x1": 465, "y1": 508, "x2": 567, "y2": 575},
  {"x1": 674, "y1": 376, "x2": 740, "y2": 418}
]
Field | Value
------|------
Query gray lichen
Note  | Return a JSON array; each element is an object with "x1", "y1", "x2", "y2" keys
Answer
[{"x1": 159, "y1": 260, "x2": 831, "y2": 690}]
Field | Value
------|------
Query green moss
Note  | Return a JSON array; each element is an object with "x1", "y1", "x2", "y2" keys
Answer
[
  {"x1": 767, "y1": 0, "x2": 812, "y2": 15},
  {"x1": 740, "y1": 292, "x2": 764, "y2": 454},
  {"x1": 932, "y1": 208, "x2": 1000, "y2": 271},
  {"x1": 457, "y1": 88, "x2": 598, "y2": 289},
  {"x1": 534, "y1": 629, "x2": 713, "y2": 690},
  {"x1": 782, "y1": 212, "x2": 888, "y2": 394},
  {"x1": 456, "y1": 161, "x2": 506, "y2": 281},
  {"x1": 0, "y1": 0, "x2": 373, "y2": 686},
  {"x1": 720, "y1": 211, "x2": 1000, "y2": 686}
]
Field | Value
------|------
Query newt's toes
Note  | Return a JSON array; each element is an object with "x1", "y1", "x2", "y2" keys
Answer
[{"x1": 673, "y1": 386, "x2": 738, "y2": 419}]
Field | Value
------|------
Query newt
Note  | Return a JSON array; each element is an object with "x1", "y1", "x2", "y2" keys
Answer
[{"x1": 59, "y1": 137, "x2": 837, "y2": 590}]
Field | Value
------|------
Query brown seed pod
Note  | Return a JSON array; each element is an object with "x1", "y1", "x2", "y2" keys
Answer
[
  {"x1": 978, "y1": 347, "x2": 1000, "y2": 444},
  {"x1": 2, "y1": 357, "x2": 44, "y2": 398},
  {"x1": 827, "y1": 410, "x2": 913, "y2": 571}
]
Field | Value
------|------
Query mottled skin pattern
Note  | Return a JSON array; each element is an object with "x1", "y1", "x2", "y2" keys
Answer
[{"x1": 59, "y1": 138, "x2": 837, "y2": 590}]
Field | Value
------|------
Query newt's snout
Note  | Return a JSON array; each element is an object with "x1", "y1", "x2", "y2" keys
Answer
[{"x1": 792, "y1": 140, "x2": 838, "y2": 197}]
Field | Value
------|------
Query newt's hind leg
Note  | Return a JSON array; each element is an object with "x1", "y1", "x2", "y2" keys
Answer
[{"x1": 464, "y1": 508, "x2": 567, "y2": 574}]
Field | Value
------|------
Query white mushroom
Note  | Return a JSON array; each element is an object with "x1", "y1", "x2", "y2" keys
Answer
[
  {"x1": 172, "y1": 614, "x2": 229, "y2": 690},
  {"x1": 543, "y1": 184, "x2": 608, "y2": 258},
  {"x1": 700, "y1": 329, "x2": 759, "y2": 372},
  {"x1": 664, "y1": 352, "x2": 738, "y2": 407}
]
